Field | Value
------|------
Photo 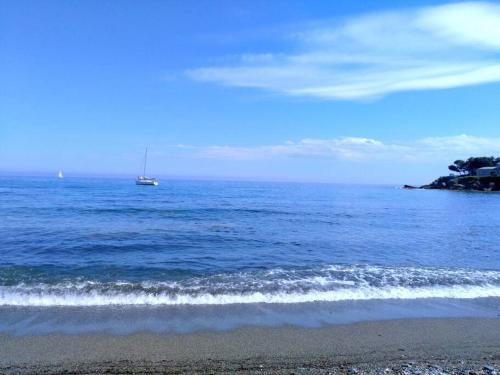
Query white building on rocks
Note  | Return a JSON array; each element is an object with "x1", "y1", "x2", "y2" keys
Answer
[{"x1": 476, "y1": 163, "x2": 500, "y2": 177}]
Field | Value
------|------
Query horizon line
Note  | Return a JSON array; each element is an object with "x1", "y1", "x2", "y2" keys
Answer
[{"x1": 0, "y1": 171, "x2": 405, "y2": 186}]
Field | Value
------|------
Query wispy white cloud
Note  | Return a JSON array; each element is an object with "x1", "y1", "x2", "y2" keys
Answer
[
  {"x1": 187, "y1": 2, "x2": 500, "y2": 100},
  {"x1": 181, "y1": 135, "x2": 500, "y2": 161}
]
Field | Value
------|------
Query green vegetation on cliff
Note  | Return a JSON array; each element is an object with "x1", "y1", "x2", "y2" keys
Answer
[{"x1": 447, "y1": 156, "x2": 500, "y2": 176}]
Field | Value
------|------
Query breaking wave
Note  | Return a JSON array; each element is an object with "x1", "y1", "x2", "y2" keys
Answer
[{"x1": 1, "y1": 265, "x2": 499, "y2": 307}]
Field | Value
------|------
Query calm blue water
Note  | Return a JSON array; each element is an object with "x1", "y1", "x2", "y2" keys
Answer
[{"x1": 0, "y1": 176, "x2": 499, "y2": 333}]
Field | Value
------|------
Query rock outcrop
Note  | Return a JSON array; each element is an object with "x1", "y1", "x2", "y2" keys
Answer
[{"x1": 415, "y1": 176, "x2": 500, "y2": 191}]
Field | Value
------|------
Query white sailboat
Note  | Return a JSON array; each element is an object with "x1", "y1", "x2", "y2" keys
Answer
[
  {"x1": 58, "y1": 170, "x2": 64, "y2": 179},
  {"x1": 136, "y1": 147, "x2": 158, "y2": 186}
]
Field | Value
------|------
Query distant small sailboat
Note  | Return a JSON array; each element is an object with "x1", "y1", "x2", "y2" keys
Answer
[
  {"x1": 58, "y1": 170, "x2": 64, "y2": 179},
  {"x1": 136, "y1": 147, "x2": 158, "y2": 186}
]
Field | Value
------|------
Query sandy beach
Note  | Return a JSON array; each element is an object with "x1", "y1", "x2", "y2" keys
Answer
[{"x1": 1, "y1": 317, "x2": 498, "y2": 374}]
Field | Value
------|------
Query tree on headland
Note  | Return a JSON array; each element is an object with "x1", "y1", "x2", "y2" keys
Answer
[
  {"x1": 448, "y1": 160, "x2": 467, "y2": 175},
  {"x1": 448, "y1": 156, "x2": 500, "y2": 176}
]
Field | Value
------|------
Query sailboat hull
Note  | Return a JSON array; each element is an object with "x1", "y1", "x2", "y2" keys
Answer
[{"x1": 136, "y1": 178, "x2": 158, "y2": 186}]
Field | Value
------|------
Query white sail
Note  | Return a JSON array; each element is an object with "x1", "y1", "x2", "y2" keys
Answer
[{"x1": 58, "y1": 170, "x2": 64, "y2": 179}]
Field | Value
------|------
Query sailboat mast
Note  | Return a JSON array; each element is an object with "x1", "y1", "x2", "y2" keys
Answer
[{"x1": 143, "y1": 147, "x2": 148, "y2": 177}]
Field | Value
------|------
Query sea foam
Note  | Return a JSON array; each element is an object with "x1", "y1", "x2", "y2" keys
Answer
[
  {"x1": 1, "y1": 265, "x2": 499, "y2": 307},
  {"x1": 0, "y1": 284, "x2": 499, "y2": 307}
]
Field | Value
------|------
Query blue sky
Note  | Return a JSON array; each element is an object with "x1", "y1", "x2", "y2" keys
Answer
[{"x1": 2, "y1": 0, "x2": 500, "y2": 183}]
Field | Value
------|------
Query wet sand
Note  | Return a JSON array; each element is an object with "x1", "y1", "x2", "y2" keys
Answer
[{"x1": 1, "y1": 318, "x2": 499, "y2": 374}]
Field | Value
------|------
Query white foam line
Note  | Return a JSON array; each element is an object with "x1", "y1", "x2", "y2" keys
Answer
[{"x1": 0, "y1": 285, "x2": 499, "y2": 307}]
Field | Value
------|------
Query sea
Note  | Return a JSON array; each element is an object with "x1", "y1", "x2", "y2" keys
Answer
[{"x1": 0, "y1": 176, "x2": 499, "y2": 335}]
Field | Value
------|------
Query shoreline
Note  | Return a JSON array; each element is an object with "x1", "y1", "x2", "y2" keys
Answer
[{"x1": 1, "y1": 317, "x2": 499, "y2": 374}]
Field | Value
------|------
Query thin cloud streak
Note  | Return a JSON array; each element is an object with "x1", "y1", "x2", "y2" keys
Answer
[
  {"x1": 188, "y1": 2, "x2": 500, "y2": 100},
  {"x1": 181, "y1": 135, "x2": 500, "y2": 162}
]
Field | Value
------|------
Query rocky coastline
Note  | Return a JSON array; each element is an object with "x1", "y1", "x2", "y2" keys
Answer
[
  {"x1": 405, "y1": 176, "x2": 500, "y2": 191},
  {"x1": 404, "y1": 156, "x2": 500, "y2": 191}
]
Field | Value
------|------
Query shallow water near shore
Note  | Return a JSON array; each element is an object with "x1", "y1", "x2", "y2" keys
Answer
[
  {"x1": 1, "y1": 298, "x2": 499, "y2": 335},
  {"x1": 1, "y1": 176, "x2": 499, "y2": 334}
]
